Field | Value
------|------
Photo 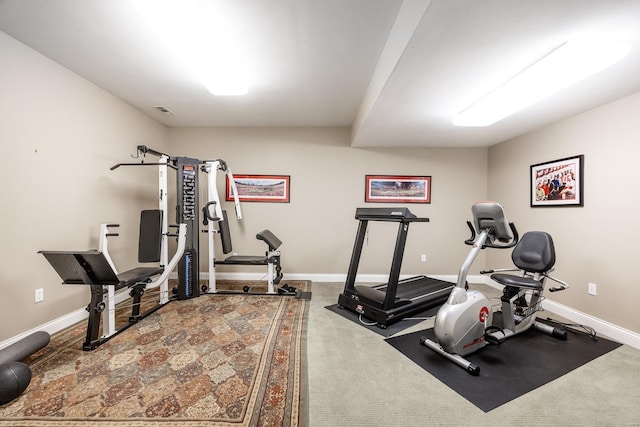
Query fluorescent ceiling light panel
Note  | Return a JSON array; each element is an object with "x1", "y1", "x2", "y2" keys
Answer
[
  {"x1": 133, "y1": 0, "x2": 248, "y2": 96},
  {"x1": 452, "y1": 40, "x2": 631, "y2": 127}
]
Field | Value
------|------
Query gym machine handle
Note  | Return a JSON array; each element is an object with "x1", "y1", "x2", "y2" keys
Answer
[
  {"x1": 464, "y1": 221, "x2": 476, "y2": 245},
  {"x1": 478, "y1": 268, "x2": 518, "y2": 275},
  {"x1": 546, "y1": 274, "x2": 570, "y2": 292},
  {"x1": 105, "y1": 223, "x2": 120, "y2": 237},
  {"x1": 202, "y1": 201, "x2": 220, "y2": 225},
  {"x1": 110, "y1": 162, "x2": 177, "y2": 171},
  {"x1": 464, "y1": 221, "x2": 519, "y2": 249}
]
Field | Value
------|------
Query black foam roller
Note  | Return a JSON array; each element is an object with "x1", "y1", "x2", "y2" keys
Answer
[
  {"x1": 0, "y1": 362, "x2": 31, "y2": 405},
  {"x1": 0, "y1": 331, "x2": 50, "y2": 365}
]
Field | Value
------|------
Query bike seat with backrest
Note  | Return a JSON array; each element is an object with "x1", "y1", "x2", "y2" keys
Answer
[{"x1": 490, "y1": 231, "x2": 556, "y2": 290}]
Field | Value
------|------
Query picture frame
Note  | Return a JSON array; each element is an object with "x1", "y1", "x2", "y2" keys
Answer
[
  {"x1": 226, "y1": 174, "x2": 290, "y2": 203},
  {"x1": 530, "y1": 155, "x2": 583, "y2": 207},
  {"x1": 365, "y1": 175, "x2": 431, "y2": 204}
]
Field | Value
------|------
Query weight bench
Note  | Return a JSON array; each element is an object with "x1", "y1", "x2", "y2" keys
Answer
[
  {"x1": 40, "y1": 210, "x2": 186, "y2": 350},
  {"x1": 211, "y1": 210, "x2": 291, "y2": 295}
]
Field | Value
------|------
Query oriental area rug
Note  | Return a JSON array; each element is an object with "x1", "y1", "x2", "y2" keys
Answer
[{"x1": 0, "y1": 280, "x2": 311, "y2": 427}]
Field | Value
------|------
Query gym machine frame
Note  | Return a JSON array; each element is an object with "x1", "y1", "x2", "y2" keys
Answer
[
  {"x1": 113, "y1": 146, "x2": 211, "y2": 300},
  {"x1": 203, "y1": 161, "x2": 290, "y2": 296},
  {"x1": 117, "y1": 146, "x2": 291, "y2": 297},
  {"x1": 40, "y1": 145, "x2": 294, "y2": 350}
]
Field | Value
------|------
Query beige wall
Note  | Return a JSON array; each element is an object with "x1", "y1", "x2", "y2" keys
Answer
[
  {"x1": 488, "y1": 91, "x2": 640, "y2": 334},
  {"x1": 0, "y1": 32, "x2": 169, "y2": 341},
  {"x1": 168, "y1": 127, "x2": 488, "y2": 278},
  {"x1": 6, "y1": 26, "x2": 638, "y2": 343},
  {"x1": 0, "y1": 29, "x2": 489, "y2": 343}
]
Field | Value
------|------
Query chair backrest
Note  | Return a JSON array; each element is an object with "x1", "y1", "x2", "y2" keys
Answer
[
  {"x1": 138, "y1": 210, "x2": 163, "y2": 263},
  {"x1": 511, "y1": 231, "x2": 555, "y2": 273}
]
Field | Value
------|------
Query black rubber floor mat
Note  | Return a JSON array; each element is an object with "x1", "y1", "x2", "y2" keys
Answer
[
  {"x1": 386, "y1": 324, "x2": 622, "y2": 412},
  {"x1": 325, "y1": 303, "x2": 440, "y2": 337}
]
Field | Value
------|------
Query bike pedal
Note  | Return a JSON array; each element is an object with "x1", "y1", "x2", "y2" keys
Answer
[
  {"x1": 484, "y1": 334, "x2": 505, "y2": 345},
  {"x1": 484, "y1": 326, "x2": 506, "y2": 345}
]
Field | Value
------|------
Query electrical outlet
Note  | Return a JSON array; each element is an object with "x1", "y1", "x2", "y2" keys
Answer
[
  {"x1": 421, "y1": 254, "x2": 427, "y2": 262},
  {"x1": 35, "y1": 288, "x2": 44, "y2": 303},
  {"x1": 588, "y1": 282, "x2": 597, "y2": 296}
]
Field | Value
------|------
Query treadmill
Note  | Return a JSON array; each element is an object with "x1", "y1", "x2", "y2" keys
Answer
[{"x1": 337, "y1": 207, "x2": 454, "y2": 328}]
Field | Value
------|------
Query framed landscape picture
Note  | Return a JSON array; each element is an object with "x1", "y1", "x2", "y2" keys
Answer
[
  {"x1": 365, "y1": 175, "x2": 431, "y2": 203},
  {"x1": 226, "y1": 174, "x2": 290, "y2": 203}
]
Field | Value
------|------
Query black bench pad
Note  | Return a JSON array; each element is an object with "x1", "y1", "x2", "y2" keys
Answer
[
  {"x1": 215, "y1": 256, "x2": 268, "y2": 265},
  {"x1": 117, "y1": 267, "x2": 164, "y2": 288}
]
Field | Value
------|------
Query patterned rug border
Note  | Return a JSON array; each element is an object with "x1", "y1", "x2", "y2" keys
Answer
[{"x1": 0, "y1": 280, "x2": 311, "y2": 427}]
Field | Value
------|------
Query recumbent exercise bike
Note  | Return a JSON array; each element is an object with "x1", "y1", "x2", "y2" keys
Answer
[{"x1": 420, "y1": 202, "x2": 569, "y2": 375}]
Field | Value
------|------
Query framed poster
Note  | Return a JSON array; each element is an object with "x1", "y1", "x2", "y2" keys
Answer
[
  {"x1": 365, "y1": 175, "x2": 431, "y2": 203},
  {"x1": 531, "y1": 155, "x2": 583, "y2": 207},
  {"x1": 226, "y1": 174, "x2": 290, "y2": 203}
]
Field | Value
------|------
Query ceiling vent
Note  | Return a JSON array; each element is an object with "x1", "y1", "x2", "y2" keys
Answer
[{"x1": 153, "y1": 105, "x2": 173, "y2": 115}]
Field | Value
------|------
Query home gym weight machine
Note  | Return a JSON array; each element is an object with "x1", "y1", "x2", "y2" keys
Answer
[
  {"x1": 114, "y1": 145, "x2": 293, "y2": 298},
  {"x1": 420, "y1": 202, "x2": 569, "y2": 375},
  {"x1": 40, "y1": 145, "x2": 292, "y2": 350},
  {"x1": 337, "y1": 207, "x2": 455, "y2": 328}
]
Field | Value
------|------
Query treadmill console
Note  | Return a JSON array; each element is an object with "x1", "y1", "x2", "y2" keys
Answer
[{"x1": 355, "y1": 207, "x2": 428, "y2": 222}]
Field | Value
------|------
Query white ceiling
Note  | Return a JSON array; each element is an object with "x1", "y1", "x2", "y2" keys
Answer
[{"x1": 1, "y1": 0, "x2": 640, "y2": 148}]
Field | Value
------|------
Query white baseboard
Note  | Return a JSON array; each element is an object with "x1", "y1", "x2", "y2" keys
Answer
[
  {"x1": 276, "y1": 273, "x2": 464, "y2": 284},
  {"x1": 541, "y1": 299, "x2": 640, "y2": 349},
  {"x1": 176, "y1": 271, "x2": 467, "y2": 284},
  {"x1": 0, "y1": 307, "x2": 88, "y2": 350},
  {"x1": 3, "y1": 273, "x2": 638, "y2": 351},
  {"x1": 480, "y1": 277, "x2": 640, "y2": 350},
  {"x1": 1, "y1": 288, "x2": 137, "y2": 350}
]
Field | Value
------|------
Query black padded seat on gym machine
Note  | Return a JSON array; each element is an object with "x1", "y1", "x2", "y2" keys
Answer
[
  {"x1": 115, "y1": 266, "x2": 164, "y2": 289},
  {"x1": 490, "y1": 231, "x2": 556, "y2": 290},
  {"x1": 214, "y1": 211, "x2": 283, "y2": 267}
]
